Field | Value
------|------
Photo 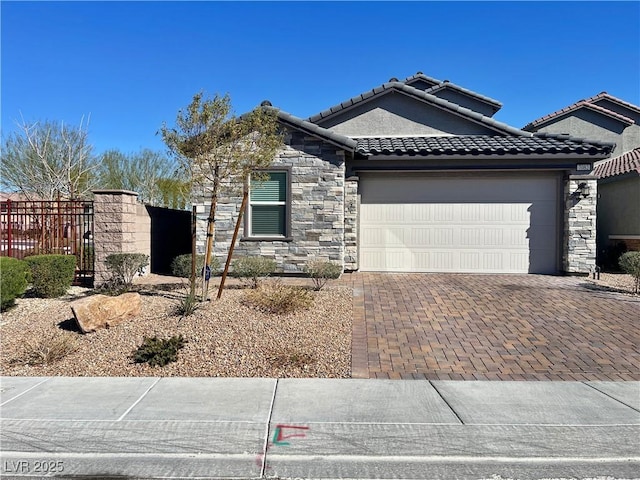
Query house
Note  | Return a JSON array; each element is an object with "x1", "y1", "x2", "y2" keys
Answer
[
  {"x1": 523, "y1": 92, "x2": 640, "y2": 266},
  {"x1": 195, "y1": 73, "x2": 615, "y2": 275}
]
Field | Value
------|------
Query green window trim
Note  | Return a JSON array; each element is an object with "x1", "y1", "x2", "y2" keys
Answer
[{"x1": 247, "y1": 170, "x2": 290, "y2": 238}]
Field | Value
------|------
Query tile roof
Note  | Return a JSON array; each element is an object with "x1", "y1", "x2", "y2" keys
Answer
[
  {"x1": 265, "y1": 106, "x2": 357, "y2": 151},
  {"x1": 523, "y1": 94, "x2": 638, "y2": 131},
  {"x1": 355, "y1": 135, "x2": 615, "y2": 157},
  {"x1": 401, "y1": 72, "x2": 442, "y2": 87},
  {"x1": 584, "y1": 92, "x2": 640, "y2": 114},
  {"x1": 592, "y1": 148, "x2": 640, "y2": 178},
  {"x1": 402, "y1": 73, "x2": 502, "y2": 112},
  {"x1": 308, "y1": 81, "x2": 526, "y2": 136},
  {"x1": 424, "y1": 81, "x2": 502, "y2": 113}
]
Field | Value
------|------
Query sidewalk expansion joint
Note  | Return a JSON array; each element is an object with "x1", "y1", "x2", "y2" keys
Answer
[
  {"x1": 0, "y1": 377, "x2": 52, "y2": 407},
  {"x1": 260, "y1": 378, "x2": 279, "y2": 477},
  {"x1": 429, "y1": 380, "x2": 465, "y2": 425},
  {"x1": 116, "y1": 377, "x2": 161, "y2": 421},
  {"x1": 582, "y1": 381, "x2": 640, "y2": 413}
]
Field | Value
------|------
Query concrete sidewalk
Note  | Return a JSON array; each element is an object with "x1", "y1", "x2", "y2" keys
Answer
[{"x1": 1, "y1": 377, "x2": 639, "y2": 480}]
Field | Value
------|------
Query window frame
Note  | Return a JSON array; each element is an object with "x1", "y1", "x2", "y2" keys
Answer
[{"x1": 243, "y1": 167, "x2": 292, "y2": 241}]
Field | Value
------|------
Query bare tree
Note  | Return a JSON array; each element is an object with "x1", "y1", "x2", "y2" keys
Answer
[
  {"x1": 96, "y1": 149, "x2": 189, "y2": 208},
  {"x1": 160, "y1": 92, "x2": 283, "y2": 299},
  {"x1": 0, "y1": 116, "x2": 97, "y2": 200}
]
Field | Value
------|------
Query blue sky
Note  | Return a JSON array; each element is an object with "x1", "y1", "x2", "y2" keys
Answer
[{"x1": 2, "y1": 1, "x2": 639, "y2": 156}]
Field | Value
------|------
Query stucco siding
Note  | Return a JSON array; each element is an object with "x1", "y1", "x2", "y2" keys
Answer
[
  {"x1": 317, "y1": 92, "x2": 496, "y2": 137},
  {"x1": 431, "y1": 90, "x2": 496, "y2": 117},
  {"x1": 597, "y1": 175, "x2": 640, "y2": 251},
  {"x1": 536, "y1": 113, "x2": 625, "y2": 154}
]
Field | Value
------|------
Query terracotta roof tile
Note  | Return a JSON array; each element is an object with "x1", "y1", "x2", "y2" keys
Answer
[{"x1": 592, "y1": 148, "x2": 640, "y2": 178}]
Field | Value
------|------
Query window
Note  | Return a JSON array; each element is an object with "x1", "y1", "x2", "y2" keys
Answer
[{"x1": 247, "y1": 170, "x2": 289, "y2": 238}]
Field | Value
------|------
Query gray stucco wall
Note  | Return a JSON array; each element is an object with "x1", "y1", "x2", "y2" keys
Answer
[
  {"x1": 535, "y1": 111, "x2": 625, "y2": 154},
  {"x1": 316, "y1": 92, "x2": 496, "y2": 137},
  {"x1": 431, "y1": 90, "x2": 496, "y2": 117},
  {"x1": 193, "y1": 131, "x2": 346, "y2": 274},
  {"x1": 596, "y1": 175, "x2": 640, "y2": 255}
]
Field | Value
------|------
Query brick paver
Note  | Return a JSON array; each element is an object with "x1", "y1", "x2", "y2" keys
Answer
[{"x1": 339, "y1": 273, "x2": 639, "y2": 381}]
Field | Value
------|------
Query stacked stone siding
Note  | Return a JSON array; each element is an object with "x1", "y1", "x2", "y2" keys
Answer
[
  {"x1": 563, "y1": 176, "x2": 598, "y2": 274},
  {"x1": 344, "y1": 176, "x2": 359, "y2": 271},
  {"x1": 194, "y1": 131, "x2": 346, "y2": 274}
]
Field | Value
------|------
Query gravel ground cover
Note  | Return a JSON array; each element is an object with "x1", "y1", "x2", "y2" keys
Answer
[{"x1": 0, "y1": 282, "x2": 353, "y2": 378}]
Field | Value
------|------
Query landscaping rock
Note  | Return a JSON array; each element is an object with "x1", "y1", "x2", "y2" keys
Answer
[{"x1": 71, "y1": 293, "x2": 141, "y2": 333}]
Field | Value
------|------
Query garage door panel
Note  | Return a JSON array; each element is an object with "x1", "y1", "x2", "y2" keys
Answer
[{"x1": 359, "y1": 174, "x2": 559, "y2": 274}]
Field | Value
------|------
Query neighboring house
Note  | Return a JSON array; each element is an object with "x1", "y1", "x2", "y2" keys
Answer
[
  {"x1": 592, "y1": 148, "x2": 640, "y2": 262},
  {"x1": 523, "y1": 92, "x2": 640, "y2": 265},
  {"x1": 195, "y1": 73, "x2": 614, "y2": 275}
]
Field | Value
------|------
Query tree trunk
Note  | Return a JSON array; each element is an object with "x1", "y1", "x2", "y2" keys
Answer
[{"x1": 201, "y1": 171, "x2": 219, "y2": 301}]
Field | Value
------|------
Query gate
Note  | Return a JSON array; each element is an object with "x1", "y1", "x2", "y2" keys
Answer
[{"x1": 0, "y1": 199, "x2": 94, "y2": 286}]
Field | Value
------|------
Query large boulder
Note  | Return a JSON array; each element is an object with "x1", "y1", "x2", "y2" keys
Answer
[{"x1": 71, "y1": 293, "x2": 141, "y2": 333}]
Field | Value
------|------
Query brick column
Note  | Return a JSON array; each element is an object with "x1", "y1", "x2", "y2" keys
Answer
[
  {"x1": 563, "y1": 175, "x2": 598, "y2": 274},
  {"x1": 93, "y1": 190, "x2": 139, "y2": 286}
]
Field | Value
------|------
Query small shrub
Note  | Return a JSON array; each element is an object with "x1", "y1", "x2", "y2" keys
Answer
[
  {"x1": 104, "y1": 253, "x2": 149, "y2": 290},
  {"x1": 243, "y1": 281, "x2": 314, "y2": 314},
  {"x1": 171, "y1": 254, "x2": 220, "y2": 278},
  {"x1": 175, "y1": 281, "x2": 200, "y2": 317},
  {"x1": 133, "y1": 335, "x2": 186, "y2": 367},
  {"x1": 303, "y1": 259, "x2": 342, "y2": 291},
  {"x1": 619, "y1": 251, "x2": 640, "y2": 293},
  {"x1": 268, "y1": 350, "x2": 315, "y2": 369},
  {"x1": 21, "y1": 333, "x2": 78, "y2": 366},
  {"x1": 1, "y1": 257, "x2": 30, "y2": 310},
  {"x1": 231, "y1": 256, "x2": 276, "y2": 288},
  {"x1": 24, "y1": 254, "x2": 76, "y2": 298}
]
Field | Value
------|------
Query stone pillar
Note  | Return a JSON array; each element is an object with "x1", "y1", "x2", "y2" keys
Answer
[
  {"x1": 563, "y1": 175, "x2": 598, "y2": 274},
  {"x1": 93, "y1": 190, "x2": 140, "y2": 286},
  {"x1": 344, "y1": 175, "x2": 359, "y2": 271}
]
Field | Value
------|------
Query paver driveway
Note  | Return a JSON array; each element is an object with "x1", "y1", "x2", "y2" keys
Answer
[{"x1": 340, "y1": 273, "x2": 639, "y2": 381}]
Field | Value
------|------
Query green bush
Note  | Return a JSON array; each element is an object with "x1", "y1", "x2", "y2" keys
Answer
[
  {"x1": 133, "y1": 335, "x2": 186, "y2": 367},
  {"x1": 24, "y1": 254, "x2": 76, "y2": 298},
  {"x1": 104, "y1": 253, "x2": 149, "y2": 290},
  {"x1": 303, "y1": 259, "x2": 342, "y2": 291},
  {"x1": 170, "y1": 254, "x2": 220, "y2": 278},
  {"x1": 619, "y1": 251, "x2": 640, "y2": 293},
  {"x1": 1, "y1": 257, "x2": 30, "y2": 310},
  {"x1": 230, "y1": 256, "x2": 276, "y2": 288}
]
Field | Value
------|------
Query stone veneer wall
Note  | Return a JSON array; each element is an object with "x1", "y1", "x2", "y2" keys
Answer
[
  {"x1": 344, "y1": 176, "x2": 359, "y2": 271},
  {"x1": 563, "y1": 176, "x2": 598, "y2": 274},
  {"x1": 93, "y1": 190, "x2": 150, "y2": 286},
  {"x1": 194, "y1": 131, "x2": 346, "y2": 274}
]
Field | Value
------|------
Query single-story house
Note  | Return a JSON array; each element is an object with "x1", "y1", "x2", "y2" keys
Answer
[
  {"x1": 523, "y1": 92, "x2": 640, "y2": 265},
  {"x1": 195, "y1": 73, "x2": 615, "y2": 275}
]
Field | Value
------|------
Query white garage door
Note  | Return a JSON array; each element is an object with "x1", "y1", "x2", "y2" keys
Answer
[{"x1": 359, "y1": 173, "x2": 559, "y2": 274}]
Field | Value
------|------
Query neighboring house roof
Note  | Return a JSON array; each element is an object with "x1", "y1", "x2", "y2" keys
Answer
[
  {"x1": 583, "y1": 92, "x2": 640, "y2": 115},
  {"x1": 523, "y1": 94, "x2": 637, "y2": 131},
  {"x1": 356, "y1": 134, "x2": 615, "y2": 157},
  {"x1": 265, "y1": 105, "x2": 357, "y2": 152},
  {"x1": 592, "y1": 147, "x2": 640, "y2": 179},
  {"x1": 308, "y1": 81, "x2": 525, "y2": 136}
]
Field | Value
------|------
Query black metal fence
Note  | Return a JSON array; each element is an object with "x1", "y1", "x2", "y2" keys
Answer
[{"x1": 1, "y1": 199, "x2": 94, "y2": 286}]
